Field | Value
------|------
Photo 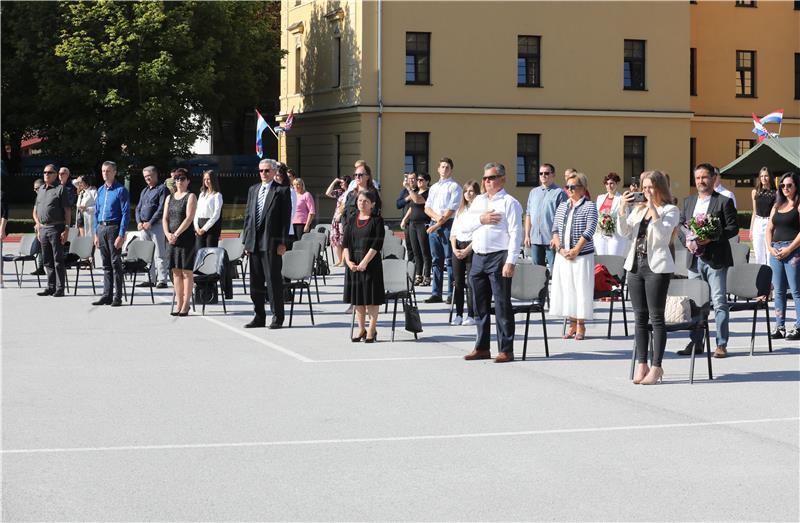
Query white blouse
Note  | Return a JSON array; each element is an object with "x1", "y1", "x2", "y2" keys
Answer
[
  {"x1": 193, "y1": 191, "x2": 223, "y2": 231},
  {"x1": 450, "y1": 208, "x2": 474, "y2": 243}
]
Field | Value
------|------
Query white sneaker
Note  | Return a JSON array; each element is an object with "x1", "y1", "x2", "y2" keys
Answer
[
  {"x1": 461, "y1": 316, "x2": 476, "y2": 326},
  {"x1": 451, "y1": 315, "x2": 463, "y2": 326}
]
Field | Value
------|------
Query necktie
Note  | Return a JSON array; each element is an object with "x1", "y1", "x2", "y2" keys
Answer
[{"x1": 255, "y1": 184, "x2": 267, "y2": 226}]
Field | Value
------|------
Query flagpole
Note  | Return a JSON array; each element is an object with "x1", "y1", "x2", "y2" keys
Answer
[{"x1": 777, "y1": 120, "x2": 783, "y2": 137}]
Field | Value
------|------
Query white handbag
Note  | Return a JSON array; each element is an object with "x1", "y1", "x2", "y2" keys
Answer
[{"x1": 664, "y1": 295, "x2": 692, "y2": 324}]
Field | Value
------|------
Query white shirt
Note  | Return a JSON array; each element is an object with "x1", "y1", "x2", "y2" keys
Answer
[
  {"x1": 461, "y1": 189, "x2": 523, "y2": 265},
  {"x1": 193, "y1": 191, "x2": 223, "y2": 231},
  {"x1": 692, "y1": 193, "x2": 712, "y2": 218},
  {"x1": 288, "y1": 187, "x2": 297, "y2": 235},
  {"x1": 450, "y1": 209, "x2": 474, "y2": 242},
  {"x1": 715, "y1": 184, "x2": 737, "y2": 208},
  {"x1": 425, "y1": 177, "x2": 462, "y2": 216}
]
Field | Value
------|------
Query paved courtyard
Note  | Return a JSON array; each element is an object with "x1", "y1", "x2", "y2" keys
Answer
[{"x1": 2, "y1": 260, "x2": 798, "y2": 521}]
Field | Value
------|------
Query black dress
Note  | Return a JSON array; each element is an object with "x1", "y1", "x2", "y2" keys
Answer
[
  {"x1": 166, "y1": 194, "x2": 196, "y2": 270},
  {"x1": 343, "y1": 215, "x2": 386, "y2": 306}
]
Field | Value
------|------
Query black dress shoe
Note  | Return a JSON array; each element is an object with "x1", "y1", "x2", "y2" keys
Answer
[
  {"x1": 676, "y1": 342, "x2": 703, "y2": 356},
  {"x1": 770, "y1": 327, "x2": 786, "y2": 339},
  {"x1": 178, "y1": 311, "x2": 189, "y2": 317},
  {"x1": 245, "y1": 318, "x2": 266, "y2": 328},
  {"x1": 424, "y1": 295, "x2": 443, "y2": 304},
  {"x1": 351, "y1": 330, "x2": 367, "y2": 342},
  {"x1": 170, "y1": 312, "x2": 179, "y2": 316},
  {"x1": 446, "y1": 295, "x2": 453, "y2": 305},
  {"x1": 155, "y1": 282, "x2": 168, "y2": 289},
  {"x1": 92, "y1": 297, "x2": 112, "y2": 306},
  {"x1": 137, "y1": 281, "x2": 154, "y2": 287},
  {"x1": 268, "y1": 322, "x2": 284, "y2": 330},
  {"x1": 110, "y1": 299, "x2": 122, "y2": 307},
  {"x1": 52, "y1": 289, "x2": 65, "y2": 297},
  {"x1": 30, "y1": 268, "x2": 46, "y2": 276},
  {"x1": 37, "y1": 289, "x2": 55, "y2": 296}
]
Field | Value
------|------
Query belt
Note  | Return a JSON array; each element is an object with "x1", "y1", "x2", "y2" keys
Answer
[
  {"x1": 40, "y1": 222, "x2": 64, "y2": 226},
  {"x1": 98, "y1": 221, "x2": 120, "y2": 226},
  {"x1": 474, "y1": 250, "x2": 505, "y2": 257}
]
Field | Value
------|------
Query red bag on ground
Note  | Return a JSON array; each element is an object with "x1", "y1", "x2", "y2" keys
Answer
[{"x1": 594, "y1": 264, "x2": 617, "y2": 293}]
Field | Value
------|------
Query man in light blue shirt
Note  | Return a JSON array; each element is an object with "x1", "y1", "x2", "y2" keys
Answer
[{"x1": 524, "y1": 163, "x2": 566, "y2": 272}]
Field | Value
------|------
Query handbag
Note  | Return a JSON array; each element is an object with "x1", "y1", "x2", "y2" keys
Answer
[
  {"x1": 404, "y1": 302, "x2": 423, "y2": 333},
  {"x1": 664, "y1": 295, "x2": 692, "y2": 324}
]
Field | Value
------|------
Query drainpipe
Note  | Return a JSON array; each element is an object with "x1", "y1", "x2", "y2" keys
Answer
[{"x1": 376, "y1": 0, "x2": 383, "y2": 186}]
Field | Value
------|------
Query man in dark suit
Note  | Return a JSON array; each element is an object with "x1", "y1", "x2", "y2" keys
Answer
[
  {"x1": 679, "y1": 163, "x2": 739, "y2": 358},
  {"x1": 242, "y1": 158, "x2": 292, "y2": 329}
]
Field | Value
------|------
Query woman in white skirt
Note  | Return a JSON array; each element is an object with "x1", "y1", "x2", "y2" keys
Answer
[
  {"x1": 750, "y1": 167, "x2": 775, "y2": 265},
  {"x1": 551, "y1": 171, "x2": 598, "y2": 340},
  {"x1": 594, "y1": 172, "x2": 627, "y2": 256}
]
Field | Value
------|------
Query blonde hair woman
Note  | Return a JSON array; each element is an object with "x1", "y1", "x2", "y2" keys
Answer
[{"x1": 618, "y1": 170, "x2": 680, "y2": 385}]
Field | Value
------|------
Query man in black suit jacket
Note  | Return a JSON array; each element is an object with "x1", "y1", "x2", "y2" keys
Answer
[
  {"x1": 678, "y1": 163, "x2": 739, "y2": 358},
  {"x1": 242, "y1": 159, "x2": 292, "y2": 329}
]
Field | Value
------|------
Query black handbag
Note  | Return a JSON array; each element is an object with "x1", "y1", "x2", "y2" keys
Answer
[
  {"x1": 316, "y1": 255, "x2": 330, "y2": 276},
  {"x1": 403, "y1": 302, "x2": 423, "y2": 333}
]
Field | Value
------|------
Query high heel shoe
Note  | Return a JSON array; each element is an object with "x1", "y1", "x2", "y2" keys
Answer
[
  {"x1": 640, "y1": 367, "x2": 664, "y2": 385},
  {"x1": 563, "y1": 322, "x2": 578, "y2": 339},
  {"x1": 365, "y1": 330, "x2": 378, "y2": 343},
  {"x1": 351, "y1": 330, "x2": 367, "y2": 342},
  {"x1": 633, "y1": 364, "x2": 650, "y2": 384},
  {"x1": 575, "y1": 323, "x2": 586, "y2": 340}
]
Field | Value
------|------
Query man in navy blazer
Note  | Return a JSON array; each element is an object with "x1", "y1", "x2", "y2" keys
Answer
[
  {"x1": 242, "y1": 158, "x2": 292, "y2": 329},
  {"x1": 679, "y1": 163, "x2": 739, "y2": 358}
]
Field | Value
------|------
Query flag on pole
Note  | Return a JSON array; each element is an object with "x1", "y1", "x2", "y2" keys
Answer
[
  {"x1": 751, "y1": 112, "x2": 769, "y2": 142},
  {"x1": 273, "y1": 106, "x2": 295, "y2": 134},
  {"x1": 255, "y1": 109, "x2": 269, "y2": 158},
  {"x1": 759, "y1": 108, "x2": 783, "y2": 125}
]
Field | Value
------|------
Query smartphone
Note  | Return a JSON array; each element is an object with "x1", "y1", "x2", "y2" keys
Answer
[{"x1": 632, "y1": 192, "x2": 646, "y2": 203}]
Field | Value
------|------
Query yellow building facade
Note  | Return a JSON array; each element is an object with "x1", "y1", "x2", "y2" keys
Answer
[{"x1": 280, "y1": 0, "x2": 798, "y2": 219}]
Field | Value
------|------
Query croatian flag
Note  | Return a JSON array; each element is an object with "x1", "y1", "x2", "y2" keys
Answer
[
  {"x1": 759, "y1": 108, "x2": 783, "y2": 125},
  {"x1": 752, "y1": 113, "x2": 769, "y2": 142},
  {"x1": 274, "y1": 106, "x2": 295, "y2": 134},
  {"x1": 255, "y1": 109, "x2": 269, "y2": 158}
]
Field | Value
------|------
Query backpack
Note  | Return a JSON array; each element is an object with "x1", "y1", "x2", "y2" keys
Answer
[{"x1": 594, "y1": 264, "x2": 617, "y2": 293}]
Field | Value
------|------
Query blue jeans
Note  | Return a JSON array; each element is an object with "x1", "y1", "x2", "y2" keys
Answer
[
  {"x1": 530, "y1": 243, "x2": 555, "y2": 273},
  {"x1": 769, "y1": 241, "x2": 800, "y2": 329},
  {"x1": 428, "y1": 220, "x2": 453, "y2": 298},
  {"x1": 688, "y1": 258, "x2": 729, "y2": 348}
]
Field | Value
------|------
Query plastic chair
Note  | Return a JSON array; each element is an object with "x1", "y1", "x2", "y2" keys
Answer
[
  {"x1": 192, "y1": 247, "x2": 227, "y2": 315},
  {"x1": 220, "y1": 237, "x2": 247, "y2": 295},
  {"x1": 382, "y1": 240, "x2": 405, "y2": 260},
  {"x1": 281, "y1": 249, "x2": 316, "y2": 327},
  {"x1": 2, "y1": 234, "x2": 40, "y2": 288},
  {"x1": 122, "y1": 239, "x2": 155, "y2": 304},
  {"x1": 595, "y1": 254, "x2": 629, "y2": 338},
  {"x1": 731, "y1": 242, "x2": 750, "y2": 266},
  {"x1": 65, "y1": 235, "x2": 97, "y2": 296},
  {"x1": 383, "y1": 258, "x2": 416, "y2": 342},
  {"x1": 503, "y1": 261, "x2": 550, "y2": 360},
  {"x1": 291, "y1": 240, "x2": 321, "y2": 302},
  {"x1": 727, "y1": 263, "x2": 773, "y2": 355}
]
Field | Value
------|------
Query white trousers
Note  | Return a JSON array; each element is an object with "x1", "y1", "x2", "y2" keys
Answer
[{"x1": 751, "y1": 215, "x2": 769, "y2": 265}]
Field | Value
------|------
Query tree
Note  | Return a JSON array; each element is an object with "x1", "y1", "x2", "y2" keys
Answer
[{"x1": 1, "y1": 0, "x2": 283, "y2": 173}]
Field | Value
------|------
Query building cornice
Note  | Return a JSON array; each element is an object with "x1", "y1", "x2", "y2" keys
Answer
[{"x1": 692, "y1": 114, "x2": 799, "y2": 124}]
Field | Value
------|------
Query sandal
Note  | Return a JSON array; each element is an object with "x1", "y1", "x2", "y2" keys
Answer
[
  {"x1": 563, "y1": 321, "x2": 578, "y2": 339},
  {"x1": 575, "y1": 323, "x2": 586, "y2": 340}
]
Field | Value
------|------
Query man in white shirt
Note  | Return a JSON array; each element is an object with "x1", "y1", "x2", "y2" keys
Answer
[
  {"x1": 424, "y1": 157, "x2": 461, "y2": 303},
  {"x1": 460, "y1": 162, "x2": 523, "y2": 363},
  {"x1": 713, "y1": 167, "x2": 737, "y2": 209}
]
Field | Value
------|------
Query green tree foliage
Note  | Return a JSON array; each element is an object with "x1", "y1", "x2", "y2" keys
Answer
[{"x1": 1, "y1": 0, "x2": 282, "y2": 173}]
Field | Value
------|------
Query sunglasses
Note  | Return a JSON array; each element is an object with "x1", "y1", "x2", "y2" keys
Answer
[
  {"x1": 355, "y1": 172, "x2": 368, "y2": 177},
  {"x1": 780, "y1": 183, "x2": 795, "y2": 189},
  {"x1": 483, "y1": 175, "x2": 503, "y2": 181},
  {"x1": 538, "y1": 171, "x2": 552, "y2": 176},
  {"x1": 175, "y1": 177, "x2": 188, "y2": 182},
  {"x1": 566, "y1": 184, "x2": 583, "y2": 191},
  {"x1": 43, "y1": 171, "x2": 57, "y2": 175},
  {"x1": 417, "y1": 178, "x2": 427, "y2": 182}
]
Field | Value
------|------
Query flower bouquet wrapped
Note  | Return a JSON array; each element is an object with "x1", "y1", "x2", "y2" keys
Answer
[
  {"x1": 685, "y1": 212, "x2": 721, "y2": 256},
  {"x1": 598, "y1": 211, "x2": 616, "y2": 237}
]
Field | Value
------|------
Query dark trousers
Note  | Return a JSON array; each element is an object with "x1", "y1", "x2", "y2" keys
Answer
[
  {"x1": 452, "y1": 240, "x2": 474, "y2": 317},
  {"x1": 292, "y1": 223, "x2": 306, "y2": 242},
  {"x1": 40, "y1": 225, "x2": 66, "y2": 291},
  {"x1": 194, "y1": 231, "x2": 220, "y2": 251},
  {"x1": 627, "y1": 256, "x2": 671, "y2": 367},
  {"x1": 249, "y1": 249, "x2": 284, "y2": 323},
  {"x1": 406, "y1": 221, "x2": 431, "y2": 278},
  {"x1": 97, "y1": 223, "x2": 123, "y2": 300},
  {"x1": 470, "y1": 250, "x2": 514, "y2": 354}
]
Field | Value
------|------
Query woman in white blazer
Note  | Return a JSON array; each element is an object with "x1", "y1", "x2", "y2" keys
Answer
[
  {"x1": 75, "y1": 175, "x2": 97, "y2": 237},
  {"x1": 594, "y1": 172, "x2": 628, "y2": 256},
  {"x1": 617, "y1": 170, "x2": 680, "y2": 385}
]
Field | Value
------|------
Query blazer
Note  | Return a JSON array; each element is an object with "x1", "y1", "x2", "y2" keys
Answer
[
  {"x1": 596, "y1": 192, "x2": 622, "y2": 216},
  {"x1": 680, "y1": 191, "x2": 739, "y2": 270},
  {"x1": 242, "y1": 182, "x2": 291, "y2": 253},
  {"x1": 552, "y1": 197, "x2": 597, "y2": 255},
  {"x1": 617, "y1": 204, "x2": 680, "y2": 273}
]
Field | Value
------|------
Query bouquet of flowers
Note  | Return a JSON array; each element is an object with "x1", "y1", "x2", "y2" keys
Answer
[
  {"x1": 685, "y1": 212, "x2": 721, "y2": 256},
  {"x1": 598, "y1": 212, "x2": 616, "y2": 237}
]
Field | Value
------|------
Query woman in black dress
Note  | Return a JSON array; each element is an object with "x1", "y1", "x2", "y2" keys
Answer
[
  {"x1": 162, "y1": 168, "x2": 197, "y2": 316},
  {"x1": 343, "y1": 190, "x2": 385, "y2": 343}
]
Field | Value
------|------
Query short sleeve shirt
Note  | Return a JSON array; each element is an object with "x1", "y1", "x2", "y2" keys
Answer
[{"x1": 35, "y1": 184, "x2": 70, "y2": 225}]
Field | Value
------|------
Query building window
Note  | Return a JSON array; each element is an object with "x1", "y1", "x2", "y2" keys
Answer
[
  {"x1": 795, "y1": 53, "x2": 800, "y2": 99},
  {"x1": 624, "y1": 40, "x2": 646, "y2": 91},
  {"x1": 294, "y1": 36, "x2": 302, "y2": 94},
  {"x1": 689, "y1": 137, "x2": 696, "y2": 187},
  {"x1": 517, "y1": 36, "x2": 541, "y2": 87},
  {"x1": 516, "y1": 134, "x2": 540, "y2": 186},
  {"x1": 332, "y1": 34, "x2": 341, "y2": 88},
  {"x1": 405, "y1": 32, "x2": 430, "y2": 85},
  {"x1": 796, "y1": 1, "x2": 800, "y2": 9},
  {"x1": 736, "y1": 50, "x2": 756, "y2": 97},
  {"x1": 690, "y1": 48, "x2": 697, "y2": 96},
  {"x1": 735, "y1": 0, "x2": 757, "y2": 6},
  {"x1": 404, "y1": 132, "x2": 429, "y2": 174},
  {"x1": 624, "y1": 136, "x2": 645, "y2": 185},
  {"x1": 736, "y1": 139, "x2": 755, "y2": 158}
]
